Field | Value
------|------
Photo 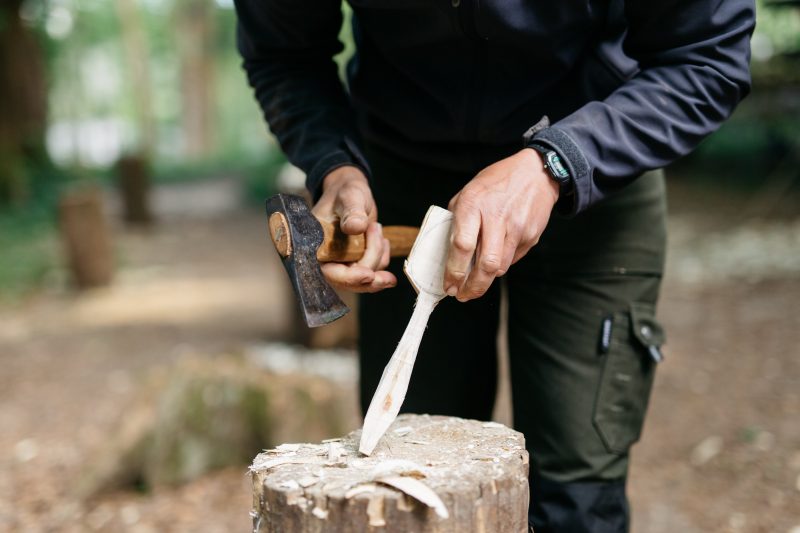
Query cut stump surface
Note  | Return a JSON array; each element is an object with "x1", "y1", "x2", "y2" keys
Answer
[{"x1": 251, "y1": 414, "x2": 529, "y2": 533}]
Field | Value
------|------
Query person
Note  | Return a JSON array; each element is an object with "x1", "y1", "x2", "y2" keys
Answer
[{"x1": 233, "y1": 1, "x2": 754, "y2": 531}]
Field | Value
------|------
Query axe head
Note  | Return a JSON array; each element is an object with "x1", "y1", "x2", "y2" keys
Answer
[{"x1": 266, "y1": 194, "x2": 349, "y2": 327}]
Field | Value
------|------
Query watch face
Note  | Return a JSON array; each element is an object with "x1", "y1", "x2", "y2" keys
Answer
[{"x1": 545, "y1": 151, "x2": 570, "y2": 180}]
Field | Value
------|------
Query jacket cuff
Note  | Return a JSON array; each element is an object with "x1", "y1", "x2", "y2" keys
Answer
[
  {"x1": 306, "y1": 137, "x2": 372, "y2": 202},
  {"x1": 524, "y1": 119, "x2": 591, "y2": 216}
]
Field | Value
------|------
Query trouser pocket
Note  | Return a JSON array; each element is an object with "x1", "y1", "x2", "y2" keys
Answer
[{"x1": 592, "y1": 302, "x2": 664, "y2": 454}]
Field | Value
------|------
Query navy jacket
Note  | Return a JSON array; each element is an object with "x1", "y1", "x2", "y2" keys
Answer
[{"x1": 234, "y1": 0, "x2": 754, "y2": 214}]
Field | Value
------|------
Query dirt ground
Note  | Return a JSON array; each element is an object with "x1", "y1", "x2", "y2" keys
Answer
[{"x1": 0, "y1": 178, "x2": 798, "y2": 532}]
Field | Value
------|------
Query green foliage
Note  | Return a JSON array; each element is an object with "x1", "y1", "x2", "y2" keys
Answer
[
  {"x1": 756, "y1": 0, "x2": 800, "y2": 55},
  {"x1": 0, "y1": 203, "x2": 57, "y2": 302}
]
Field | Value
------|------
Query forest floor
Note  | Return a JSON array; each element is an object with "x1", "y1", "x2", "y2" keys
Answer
[{"x1": 0, "y1": 176, "x2": 798, "y2": 533}]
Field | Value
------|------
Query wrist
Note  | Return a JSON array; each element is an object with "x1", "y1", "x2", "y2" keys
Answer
[
  {"x1": 524, "y1": 145, "x2": 573, "y2": 200},
  {"x1": 519, "y1": 148, "x2": 560, "y2": 203}
]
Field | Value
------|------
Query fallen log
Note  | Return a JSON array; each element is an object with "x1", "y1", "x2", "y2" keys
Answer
[{"x1": 251, "y1": 414, "x2": 529, "y2": 532}]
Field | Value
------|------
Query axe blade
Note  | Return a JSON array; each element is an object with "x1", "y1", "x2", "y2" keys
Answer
[{"x1": 266, "y1": 194, "x2": 349, "y2": 328}]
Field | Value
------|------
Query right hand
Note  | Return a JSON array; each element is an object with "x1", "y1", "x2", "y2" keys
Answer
[{"x1": 311, "y1": 166, "x2": 397, "y2": 293}]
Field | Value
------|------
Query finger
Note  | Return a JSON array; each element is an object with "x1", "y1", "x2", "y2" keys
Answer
[
  {"x1": 321, "y1": 263, "x2": 397, "y2": 293},
  {"x1": 458, "y1": 220, "x2": 505, "y2": 301},
  {"x1": 334, "y1": 184, "x2": 373, "y2": 234},
  {"x1": 499, "y1": 240, "x2": 516, "y2": 276},
  {"x1": 321, "y1": 263, "x2": 374, "y2": 290},
  {"x1": 378, "y1": 237, "x2": 391, "y2": 270},
  {"x1": 511, "y1": 235, "x2": 539, "y2": 264},
  {"x1": 359, "y1": 270, "x2": 398, "y2": 293},
  {"x1": 356, "y1": 223, "x2": 384, "y2": 271},
  {"x1": 444, "y1": 199, "x2": 481, "y2": 296}
]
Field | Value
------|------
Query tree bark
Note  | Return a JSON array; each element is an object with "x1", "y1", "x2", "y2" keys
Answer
[
  {"x1": 116, "y1": 153, "x2": 154, "y2": 225},
  {"x1": 0, "y1": 0, "x2": 48, "y2": 204},
  {"x1": 176, "y1": 0, "x2": 215, "y2": 159},
  {"x1": 115, "y1": 0, "x2": 156, "y2": 157},
  {"x1": 251, "y1": 414, "x2": 530, "y2": 533},
  {"x1": 58, "y1": 187, "x2": 114, "y2": 288}
]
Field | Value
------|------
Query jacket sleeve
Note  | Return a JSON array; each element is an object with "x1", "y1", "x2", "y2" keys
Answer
[
  {"x1": 233, "y1": 0, "x2": 369, "y2": 199},
  {"x1": 529, "y1": 0, "x2": 755, "y2": 215}
]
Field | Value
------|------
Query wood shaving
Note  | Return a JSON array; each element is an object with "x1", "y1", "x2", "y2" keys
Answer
[
  {"x1": 345, "y1": 483, "x2": 377, "y2": 499},
  {"x1": 366, "y1": 495, "x2": 386, "y2": 526},
  {"x1": 249, "y1": 456, "x2": 318, "y2": 472},
  {"x1": 377, "y1": 476, "x2": 449, "y2": 519}
]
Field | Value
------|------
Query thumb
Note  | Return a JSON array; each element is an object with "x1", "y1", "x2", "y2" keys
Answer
[{"x1": 334, "y1": 185, "x2": 372, "y2": 235}]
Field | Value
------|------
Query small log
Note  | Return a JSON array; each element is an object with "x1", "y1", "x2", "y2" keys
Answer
[
  {"x1": 251, "y1": 414, "x2": 529, "y2": 533},
  {"x1": 58, "y1": 187, "x2": 114, "y2": 289},
  {"x1": 116, "y1": 154, "x2": 153, "y2": 225}
]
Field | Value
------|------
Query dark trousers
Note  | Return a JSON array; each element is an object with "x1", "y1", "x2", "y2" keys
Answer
[{"x1": 358, "y1": 144, "x2": 667, "y2": 532}]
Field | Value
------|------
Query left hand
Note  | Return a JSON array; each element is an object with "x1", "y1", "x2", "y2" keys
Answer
[{"x1": 443, "y1": 148, "x2": 560, "y2": 302}]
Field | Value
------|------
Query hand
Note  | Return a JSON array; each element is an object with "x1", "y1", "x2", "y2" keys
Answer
[
  {"x1": 311, "y1": 166, "x2": 397, "y2": 292},
  {"x1": 443, "y1": 149, "x2": 559, "y2": 301}
]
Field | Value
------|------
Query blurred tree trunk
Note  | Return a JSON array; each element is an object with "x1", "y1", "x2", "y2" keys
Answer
[
  {"x1": 115, "y1": 0, "x2": 156, "y2": 157},
  {"x1": 0, "y1": 0, "x2": 48, "y2": 205},
  {"x1": 115, "y1": 0, "x2": 155, "y2": 225},
  {"x1": 176, "y1": 0, "x2": 215, "y2": 159}
]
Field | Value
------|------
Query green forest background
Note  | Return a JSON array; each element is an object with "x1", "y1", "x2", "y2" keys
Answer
[{"x1": 0, "y1": 0, "x2": 798, "y2": 299}]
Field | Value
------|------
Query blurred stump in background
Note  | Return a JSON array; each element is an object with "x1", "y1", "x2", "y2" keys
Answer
[
  {"x1": 78, "y1": 355, "x2": 358, "y2": 497},
  {"x1": 58, "y1": 187, "x2": 114, "y2": 289},
  {"x1": 116, "y1": 154, "x2": 154, "y2": 225}
]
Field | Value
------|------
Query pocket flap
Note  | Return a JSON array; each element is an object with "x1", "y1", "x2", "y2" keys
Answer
[{"x1": 630, "y1": 302, "x2": 665, "y2": 347}]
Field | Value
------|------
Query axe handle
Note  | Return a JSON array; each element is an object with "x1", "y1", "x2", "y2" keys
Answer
[{"x1": 316, "y1": 219, "x2": 419, "y2": 263}]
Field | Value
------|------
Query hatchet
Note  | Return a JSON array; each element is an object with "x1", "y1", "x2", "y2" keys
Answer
[{"x1": 265, "y1": 194, "x2": 419, "y2": 327}]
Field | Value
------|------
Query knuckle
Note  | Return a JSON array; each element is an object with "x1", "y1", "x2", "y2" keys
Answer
[
  {"x1": 448, "y1": 269, "x2": 467, "y2": 283},
  {"x1": 479, "y1": 254, "x2": 502, "y2": 274},
  {"x1": 465, "y1": 284, "x2": 487, "y2": 298},
  {"x1": 507, "y1": 219, "x2": 524, "y2": 239},
  {"x1": 452, "y1": 234, "x2": 474, "y2": 253}
]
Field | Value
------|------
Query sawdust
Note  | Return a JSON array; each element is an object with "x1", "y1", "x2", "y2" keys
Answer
[{"x1": 251, "y1": 414, "x2": 529, "y2": 526}]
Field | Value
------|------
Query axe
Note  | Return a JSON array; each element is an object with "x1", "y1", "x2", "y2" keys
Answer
[{"x1": 266, "y1": 194, "x2": 419, "y2": 327}]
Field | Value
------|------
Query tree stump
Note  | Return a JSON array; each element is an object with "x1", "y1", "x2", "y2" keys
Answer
[
  {"x1": 116, "y1": 154, "x2": 153, "y2": 225},
  {"x1": 251, "y1": 414, "x2": 529, "y2": 533},
  {"x1": 58, "y1": 187, "x2": 114, "y2": 289}
]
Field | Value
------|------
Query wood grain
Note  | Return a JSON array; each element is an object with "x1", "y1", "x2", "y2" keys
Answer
[
  {"x1": 316, "y1": 219, "x2": 418, "y2": 262},
  {"x1": 251, "y1": 414, "x2": 530, "y2": 533}
]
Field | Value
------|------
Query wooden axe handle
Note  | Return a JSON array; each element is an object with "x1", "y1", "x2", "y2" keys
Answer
[{"x1": 317, "y1": 219, "x2": 419, "y2": 262}]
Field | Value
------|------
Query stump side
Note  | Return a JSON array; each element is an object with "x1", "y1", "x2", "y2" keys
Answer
[{"x1": 251, "y1": 414, "x2": 529, "y2": 533}]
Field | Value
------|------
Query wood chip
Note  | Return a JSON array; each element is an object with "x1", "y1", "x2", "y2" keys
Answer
[
  {"x1": 482, "y1": 422, "x2": 505, "y2": 429},
  {"x1": 393, "y1": 426, "x2": 413, "y2": 436},
  {"x1": 369, "y1": 459, "x2": 427, "y2": 479},
  {"x1": 276, "y1": 443, "x2": 301, "y2": 452},
  {"x1": 327, "y1": 442, "x2": 343, "y2": 463},
  {"x1": 377, "y1": 476, "x2": 449, "y2": 519},
  {"x1": 345, "y1": 483, "x2": 377, "y2": 499},
  {"x1": 250, "y1": 456, "x2": 319, "y2": 472},
  {"x1": 279, "y1": 479, "x2": 300, "y2": 490},
  {"x1": 366, "y1": 495, "x2": 386, "y2": 526},
  {"x1": 312, "y1": 507, "x2": 329, "y2": 520},
  {"x1": 297, "y1": 476, "x2": 319, "y2": 488}
]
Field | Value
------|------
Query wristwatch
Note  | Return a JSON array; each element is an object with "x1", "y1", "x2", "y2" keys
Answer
[{"x1": 528, "y1": 144, "x2": 573, "y2": 195}]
